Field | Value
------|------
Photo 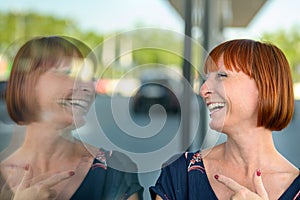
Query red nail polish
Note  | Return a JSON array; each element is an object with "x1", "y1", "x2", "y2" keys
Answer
[
  {"x1": 69, "y1": 171, "x2": 75, "y2": 176},
  {"x1": 256, "y1": 169, "x2": 261, "y2": 176},
  {"x1": 214, "y1": 174, "x2": 219, "y2": 180}
]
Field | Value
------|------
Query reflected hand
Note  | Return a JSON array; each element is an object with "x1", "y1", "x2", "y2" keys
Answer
[
  {"x1": 13, "y1": 165, "x2": 75, "y2": 200},
  {"x1": 215, "y1": 170, "x2": 269, "y2": 200}
]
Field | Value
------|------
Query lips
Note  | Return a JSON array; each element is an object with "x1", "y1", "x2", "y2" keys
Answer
[
  {"x1": 57, "y1": 99, "x2": 91, "y2": 113},
  {"x1": 207, "y1": 102, "x2": 225, "y2": 114}
]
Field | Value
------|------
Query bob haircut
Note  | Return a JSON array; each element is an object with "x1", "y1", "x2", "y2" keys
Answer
[
  {"x1": 6, "y1": 36, "x2": 97, "y2": 125},
  {"x1": 203, "y1": 39, "x2": 294, "y2": 131}
]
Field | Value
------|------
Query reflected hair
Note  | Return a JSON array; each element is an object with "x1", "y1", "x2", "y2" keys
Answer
[
  {"x1": 203, "y1": 39, "x2": 294, "y2": 131},
  {"x1": 6, "y1": 36, "x2": 96, "y2": 125}
]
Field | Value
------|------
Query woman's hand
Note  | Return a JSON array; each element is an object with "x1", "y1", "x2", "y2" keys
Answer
[
  {"x1": 215, "y1": 170, "x2": 269, "y2": 200},
  {"x1": 13, "y1": 165, "x2": 74, "y2": 200}
]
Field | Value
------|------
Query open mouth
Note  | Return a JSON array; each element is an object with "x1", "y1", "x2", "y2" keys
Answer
[
  {"x1": 57, "y1": 99, "x2": 90, "y2": 112},
  {"x1": 207, "y1": 102, "x2": 225, "y2": 114}
]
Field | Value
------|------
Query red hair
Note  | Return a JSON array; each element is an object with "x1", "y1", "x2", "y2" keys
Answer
[
  {"x1": 204, "y1": 39, "x2": 294, "y2": 131},
  {"x1": 6, "y1": 36, "x2": 96, "y2": 125}
]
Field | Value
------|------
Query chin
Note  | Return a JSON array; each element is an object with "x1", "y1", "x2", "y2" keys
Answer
[
  {"x1": 209, "y1": 121, "x2": 224, "y2": 132},
  {"x1": 72, "y1": 118, "x2": 86, "y2": 129}
]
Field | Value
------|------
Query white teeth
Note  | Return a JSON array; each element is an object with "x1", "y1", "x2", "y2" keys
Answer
[
  {"x1": 57, "y1": 99, "x2": 89, "y2": 109},
  {"x1": 57, "y1": 99, "x2": 69, "y2": 106},
  {"x1": 208, "y1": 102, "x2": 225, "y2": 111},
  {"x1": 69, "y1": 100, "x2": 88, "y2": 108}
]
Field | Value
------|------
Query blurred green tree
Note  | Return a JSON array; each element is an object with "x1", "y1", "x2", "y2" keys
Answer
[
  {"x1": 0, "y1": 11, "x2": 190, "y2": 80},
  {"x1": 0, "y1": 11, "x2": 103, "y2": 53}
]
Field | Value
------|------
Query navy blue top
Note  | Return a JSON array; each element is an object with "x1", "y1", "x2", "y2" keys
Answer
[
  {"x1": 70, "y1": 149, "x2": 144, "y2": 200},
  {"x1": 150, "y1": 151, "x2": 300, "y2": 200},
  {"x1": 0, "y1": 149, "x2": 143, "y2": 200}
]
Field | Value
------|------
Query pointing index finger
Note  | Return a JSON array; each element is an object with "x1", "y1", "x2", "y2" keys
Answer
[
  {"x1": 41, "y1": 171, "x2": 75, "y2": 188},
  {"x1": 18, "y1": 164, "x2": 33, "y2": 190},
  {"x1": 215, "y1": 174, "x2": 245, "y2": 192},
  {"x1": 253, "y1": 170, "x2": 268, "y2": 200}
]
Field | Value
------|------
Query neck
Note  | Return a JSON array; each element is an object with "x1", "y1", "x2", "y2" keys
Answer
[
  {"x1": 223, "y1": 126, "x2": 278, "y2": 175},
  {"x1": 18, "y1": 122, "x2": 80, "y2": 172}
]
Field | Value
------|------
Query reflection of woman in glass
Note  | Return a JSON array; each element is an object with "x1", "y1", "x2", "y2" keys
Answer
[
  {"x1": 0, "y1": 36, "x2": 143, "y2": 199},
  {"x1": 151, "y1": 39, "x2": 300, "y2": 199}
]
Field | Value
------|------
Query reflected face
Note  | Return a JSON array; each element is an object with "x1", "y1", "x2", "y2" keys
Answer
[
  {"x1": 35, "y1": 58, "x2": 95, "y2": 129},
  {"x1": 200, "y1": 58, "x2": 259, "y2": 133}
]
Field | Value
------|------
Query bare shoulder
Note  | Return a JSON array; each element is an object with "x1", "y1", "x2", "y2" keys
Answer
[
  {"x1": 0, "y1": 152, "x2": 24, "y2": 174},
  {"x1": 0, "y1": 159, "x2": 25, "y2": 188},
  {"x1": 75, "y1": 140, "x2": 99, "y2": 157},
  {"x1": 266, "y1": 157, "x2": 299, "y2": 185},
  {"x1": 260, "y1": 160, "x2": 299, "y2": 199}
]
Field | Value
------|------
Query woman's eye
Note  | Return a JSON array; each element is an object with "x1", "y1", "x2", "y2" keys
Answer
[
  {"x1": 216, "y1": 72, "x2": 228, "y2": 78},
  {"x1": 55, "y1": 68, "x2": 72, "y2": 75}
]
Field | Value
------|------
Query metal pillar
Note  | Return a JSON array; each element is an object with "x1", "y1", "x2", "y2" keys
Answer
[
  {"x1": 197, "y1": 0, "x2": 211, "y2": 148},
  {"x1": 181, "y1": 0, "x2": 193, "y2": 151}
]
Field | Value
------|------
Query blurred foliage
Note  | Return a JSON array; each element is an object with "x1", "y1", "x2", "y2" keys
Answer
[
  {"x1": 0, "y1": 11, "x2": 186, "y2": 80},
  {"x1": 262, "y1": 26, "x2": 300, "y2": 82},
  {"x1": 6, "y1": 11, "x2": 300, "y2": 82},
  {"x1": 0, "y1": 11, "x2": 103, "y2": 51},
  {"x1": 129, "y1": 29, "x2": 183, "y2": 66},
  {"x1": 133, "y1": 49, "x2": 182, "y2": 66}
]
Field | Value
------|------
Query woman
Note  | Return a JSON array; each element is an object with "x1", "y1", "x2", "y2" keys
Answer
[
  {"x1": 150, "y1": 39, "x2": 300, "y2": 199},
  {"x1": 0, "y1": 36, "x2": 143, "y2": 199}
]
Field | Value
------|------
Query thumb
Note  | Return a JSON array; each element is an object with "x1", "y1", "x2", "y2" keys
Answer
[
  {"x1": 18, "y1": 164, "x2": 33, "y2": 190},
  {"x1": 253, "y1": 169, "x2": 268, "y2": 200}
]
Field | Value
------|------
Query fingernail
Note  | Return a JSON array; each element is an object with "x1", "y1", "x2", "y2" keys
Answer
[
  {"x1": 214, "y1": 174, "x2": 219, "y2": 180},
  {"x1": 69, "y1": 171, "x2": 75, "y2": 176},
  {"x1": 256, "y1": 169, "x2": 261, "y2": 176}
]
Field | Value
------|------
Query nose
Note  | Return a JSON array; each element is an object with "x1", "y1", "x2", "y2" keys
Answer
[
  {"x1": 83, "y1": 82, "x2": 95, "y2": 94},
  {"x1": 199, "y1": 81, "x2": 212, "y2": 99},
  {"x1": 82, "y1": 86, "x2": 94, "y2": 94},
  {"x1": 75, "y1": 80, "x2": 95, "y2": 95}
]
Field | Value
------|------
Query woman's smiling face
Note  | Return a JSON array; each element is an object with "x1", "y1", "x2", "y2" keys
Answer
[
  {"x1": 200, "y1": 57, "x2": 259, "y2": 133},
  {"x1": 34, "y1": 58, "x2": 95, "y2": 129}
]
